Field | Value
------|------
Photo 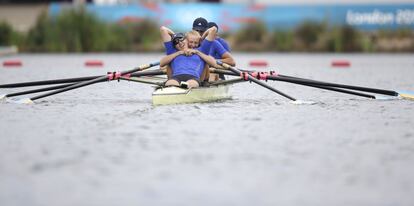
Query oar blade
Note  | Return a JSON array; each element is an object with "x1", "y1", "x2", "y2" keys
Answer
[
  {"x1": 290, "y1": 100, "x2": 318, "y2": 105},
  {"x1": 0, "y1": 94, "x2": 5, "y2": 100},
  {"x1": 373, "y1": 95, "x2": 400, "y2": 100},
  {"x1": 398, "y1": 90, "x2": 414, "y2": 100},
  {"x1": 6, "y1": 97, "x2": 34, "y2": 104}
]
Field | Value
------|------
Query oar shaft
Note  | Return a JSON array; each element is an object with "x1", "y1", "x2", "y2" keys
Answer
[
  {"x1": 209, "y1": 77, "x2": 245, "y2": 86},
  {"x1": 218, "y1": 62, "x2": 297, "y2": 101},
  {"x1": 4, "y1": 70, "x2": 165, "y2": 98},
  {"x1": 119, "y1": 77, "x2": 163, "y2": 86},
  {"x1": 130, "y1": 69, "x2": 165, "y2": 77},
  {"x1": 212, "y1": 68, "x2": 398, "y2": 97},
  {"x1": 293, "y1": 81, "x2": 376, "y2": 99},
  {"x1": 5, "y1": 83, "x2": 76, "y2": 98},
  {"x1": 0, "y1": 76, "x2": 101, "y2": 88},
  {"x1": 0, "y1": 64, "x2": 160, "y2": 88},
  {"x1": 212, "y1": 68, "x2": 377, "y2": 99},
  {"x1": 30, "y1": 76, "x2": 107, "y2": 100},
  {"x1": 277, "y1": 75, "x2": 398, "y2": 96},
  {"x1": 29, "y1": 62, "x2": 160, "y2": 101}
]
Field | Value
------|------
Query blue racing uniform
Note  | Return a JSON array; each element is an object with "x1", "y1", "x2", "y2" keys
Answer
[
  {"x1": 209, "y1": 40, "x2": 228, "y2": 60},
  {"x1": 216, "y1": 37, "x2": 231, "y2": 52},
  {"x1": 208, "y1": 37, "x2": 231, "y2": 80},
  {"x1": 164, "y1": 39, "x2": 213, "y2": 80}
]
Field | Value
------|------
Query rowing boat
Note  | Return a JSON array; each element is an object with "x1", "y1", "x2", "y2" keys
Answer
[
  {"x1": 2, "y1": 62, "x2": 413, "y2": 104},
  {"x1": 152, "y1": 84, "x2": 231, "y2": 105}
]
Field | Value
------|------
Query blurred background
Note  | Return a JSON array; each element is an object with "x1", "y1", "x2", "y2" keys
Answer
[{"x1": 1, "y1": 0, "x2": 414, "y2": 53}]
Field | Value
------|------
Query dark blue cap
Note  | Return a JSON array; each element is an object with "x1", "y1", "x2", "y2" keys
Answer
[
  {"x1": 172, "y1": 33, "x2": 185, "y2": 46},
  {"x1": 207, "y1": 22, "x2": 218, "y2": 32},
  {"x1": 192, "y1": 17, "x2": 208, "y2": 32}
]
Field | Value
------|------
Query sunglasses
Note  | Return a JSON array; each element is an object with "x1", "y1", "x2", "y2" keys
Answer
[{"x1": 172, "y1": 33, "x2": 186, "y2": 46}]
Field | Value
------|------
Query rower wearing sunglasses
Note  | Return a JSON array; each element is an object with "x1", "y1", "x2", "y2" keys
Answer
[{"x1": 159, "y1": 25, "x2": 218, "y2": 88}]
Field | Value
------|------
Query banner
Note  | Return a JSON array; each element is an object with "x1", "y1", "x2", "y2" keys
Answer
[{"x1": 49, "y1": 3, "x2": 414, "y2": 31}]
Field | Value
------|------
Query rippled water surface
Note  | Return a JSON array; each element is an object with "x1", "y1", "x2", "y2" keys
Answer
[{"x1": 1, "y1": 53, "x2": 414, "y2": 206}]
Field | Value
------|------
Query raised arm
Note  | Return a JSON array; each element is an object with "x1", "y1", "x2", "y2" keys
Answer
[
  {"x1": 160, "y1": 50, "x2": 184, "y2": 67},
  {"x1": 203, "y1": 26, "x2": 217, "y2": 42},
  {"x1": 160, "y1": 26, "x2": 175, "y2": 43}
]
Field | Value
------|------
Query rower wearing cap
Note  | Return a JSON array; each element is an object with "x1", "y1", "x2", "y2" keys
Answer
[
  {"x1": 184, "y1": 17, "x2": 208, "y2": 50},
  {"x1": 159, "y1": 26, "x2": 218, "y2": 88},
  {"x1": 203, "y1": 21, "x2": 235, "y2": 80},
  {"x1": 207, "y1": 22, "x2": 231, "y2": 52},
  {"x1": 189, "y1": 18, "x2": 235, "y2": 81},
  {"x1": 192, "y1": 17, "x2": 208, "y2": 36}
]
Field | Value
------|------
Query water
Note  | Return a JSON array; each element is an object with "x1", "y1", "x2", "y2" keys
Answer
[{"x1": 1, "y1": 53, "x2": 414, "y2": 206}]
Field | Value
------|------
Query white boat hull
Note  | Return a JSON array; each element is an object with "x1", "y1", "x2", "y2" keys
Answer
[{"x1": 152, "y1": 85, "x2": 231, "y2": 105}]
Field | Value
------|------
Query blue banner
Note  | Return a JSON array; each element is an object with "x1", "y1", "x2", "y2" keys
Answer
[{"x1": 49, "y1": 3, "x2": 414, "y2": 31}]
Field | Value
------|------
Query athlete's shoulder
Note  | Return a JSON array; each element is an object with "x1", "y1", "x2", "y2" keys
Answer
[{"x1": 217, "y1": 38, "x2": 231, "y2": 51}]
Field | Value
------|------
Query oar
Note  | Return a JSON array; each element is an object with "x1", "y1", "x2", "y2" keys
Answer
[
  {"x1": 1, "y1": 69, "x2": 165, "y2": 100},
  {"x1": 0, "y1": 64, "x2": 159, "y2": 88},
  {"x1": 276, "y1": 75, "x2": 414, "y2": 100},
  {"x1": 0, "y1": 76, "x2": 101, "y2": 88},
  {"x1": 212, "y1": 68, "x2": 413, "y2": 100},
  {"x1": 13, "y1": 62, "x2": 160, "y2": 104},
  {"x1": 216, "y1": 61, "x2": 297, "y2": 101},
  {"x1": 266, "y1": 75, "x2": 414, "y2": 100},
  {"x1": 119, "y1": 76, "x2": 164, "y2": 86},
  {"x1": 246, "y1": 68, "x2": 413, "y2": 100},
  {"x1": 210, "y1": 68, "x2": 376, "y2": 99},
  {"x1": 209, "y1": 77, "x2": 246, "y2": 86},
  {"x1": 1, "y1": 83, "x2": 75, "y2": 100}
]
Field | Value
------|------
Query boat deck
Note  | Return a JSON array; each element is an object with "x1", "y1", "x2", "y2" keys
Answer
[{"x1": 152, "y1": 85, "x2": 231, "y2": 106}]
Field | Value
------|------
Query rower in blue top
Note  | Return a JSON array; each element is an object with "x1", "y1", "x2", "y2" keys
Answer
[
  {"x1": 160, "y1": 25, "x2": 219, "y2": 88},
  {"x1": 207, "y1": 22, "x2": 231, "y2": 55},
  {"x1": 192, "y1": 18, "x2": 235, "y2": 81},
  {"x1": 204, "y1": 21, "x2": 235, "y2": 80}
]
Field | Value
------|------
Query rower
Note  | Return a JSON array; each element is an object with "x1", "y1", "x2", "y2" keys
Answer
[
  {"x1": 192, "y1": 17, "x2": 208, "y2": 37},
  {"x1": 205, "y1": 22, "x2": 235, "y2": 80},
  {"x1": 191, "y1": 18, "x2": 235, "y2": 82},
  {"x1": 159, "y1": 26, "x2": 218, "y2": 88}
]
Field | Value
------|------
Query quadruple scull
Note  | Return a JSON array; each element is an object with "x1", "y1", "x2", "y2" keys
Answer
[{"x1": 1, "y1": 61, "x2": 413, "y2": 105}]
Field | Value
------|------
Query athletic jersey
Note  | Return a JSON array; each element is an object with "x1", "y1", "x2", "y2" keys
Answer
[
  {"x1": 216, "y1": 37, "x2": 231, "y2": 52},
  {"x1": 164, "y1": 39, "x2": 213, "y2": 79},
  {"x1": 209, "y1": 38, "x2": 231, "y2": 59},
  {"x1": 209, "y1": 40, "x2": 227, "y2": 60}
]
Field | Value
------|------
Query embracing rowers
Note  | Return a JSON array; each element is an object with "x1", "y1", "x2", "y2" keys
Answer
[{"x1": 160, "y1": 17, "x2": 236, "y2": 88}]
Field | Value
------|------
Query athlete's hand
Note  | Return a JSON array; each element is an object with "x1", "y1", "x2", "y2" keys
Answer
[{"x1": 183, "y1": 49, "x2": 198, "y2": 56}]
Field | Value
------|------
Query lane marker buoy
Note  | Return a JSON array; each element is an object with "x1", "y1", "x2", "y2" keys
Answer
[
  {"x1": 249, "y1": 60, "x2": 268, "y2": 67},
  {"x1": 3, "y1": 60, "x2": 22, "y2": 67},
  {"x1": 85, "y1": 60, "x2": 103, "y2": 67},
  {"x1": 331, "y1": 60, "x2": 350, "y2": 67}
]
